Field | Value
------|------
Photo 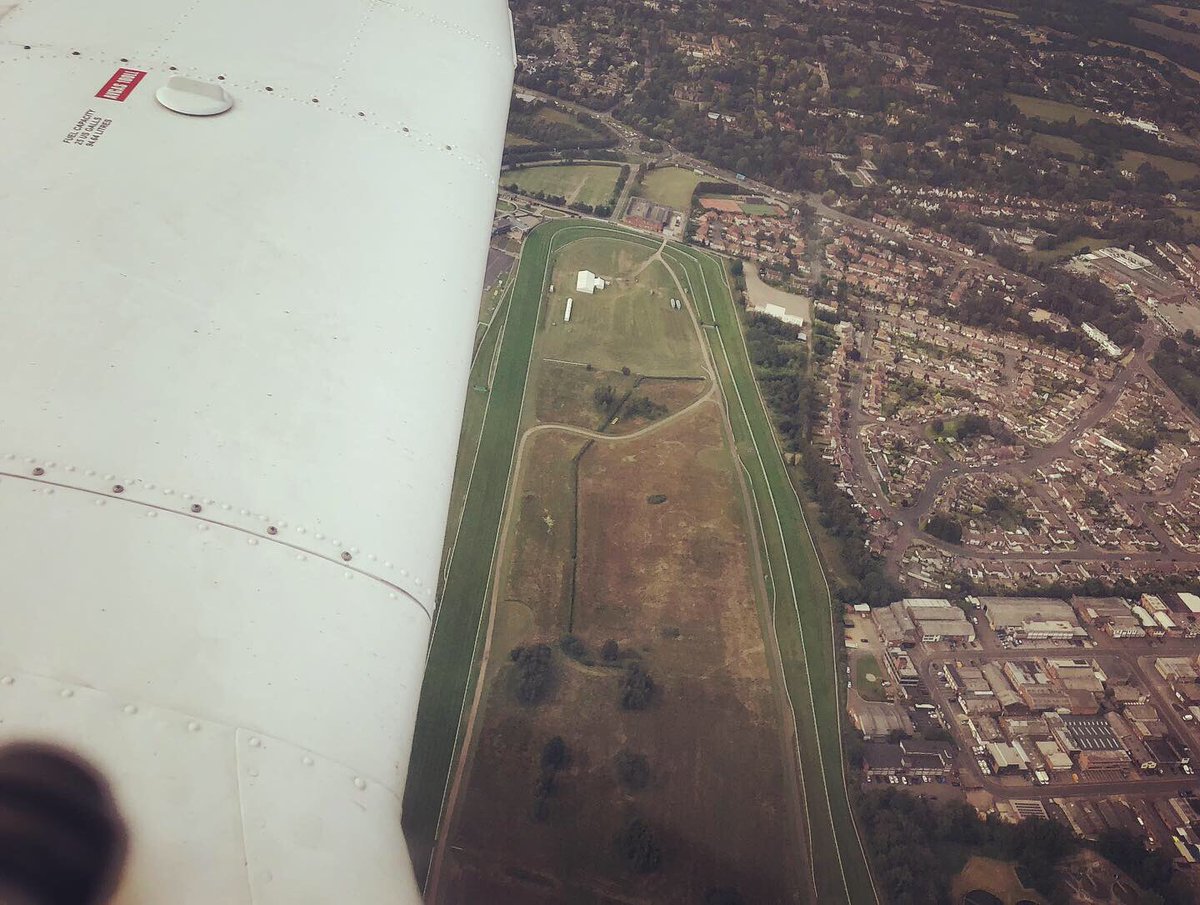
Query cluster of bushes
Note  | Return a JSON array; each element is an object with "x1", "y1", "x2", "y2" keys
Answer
[
  {"x1": 857, "y1": 789, "x2": 1075, "y2": 903},
  {"x1": 560, "y1": 634, "x2": 587, "y2": 661},
  {"x1": 593, "y1": 384, "x2": 622, "y2": 417},
  {"x1": 594, "y1": 385, "x2": 668, "y2": 422},
  {"x1": 860, "y1": 786, "x2": 1194, "y2": 904},
  {"x1": 624, "y1": 396, "x2": 668, "y2": 420},
  {"x1": 509, "y1": 643, "x2": 553, "y2": 705},
  {"x1": 506, "y1": 99, "x2": 615, "y2": 151},
  {"x1": 1152, "y1": 335, "x2": 1200, "y2": 418},
  {"x1": 619, "y1": 663, "x2": 655, "y2": 710},
  {"x1": 504, "y1": 185, "x2": 567, "y2": 206},
  {"x1": 614, "y1": 816, "x2": 662, "y2": 874}
]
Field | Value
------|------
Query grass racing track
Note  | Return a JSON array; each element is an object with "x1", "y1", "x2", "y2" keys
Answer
[{"x1": 403, "y1": 219, "x2": 878, "y2": 904}]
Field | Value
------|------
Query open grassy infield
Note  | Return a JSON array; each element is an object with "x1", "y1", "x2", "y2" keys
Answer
[
  {"x1": 502, "y1": 164, "x2": 623, "y2": 208},
  {"x1": 635, "y1": 166, "x2": 707, "y2": 210},
  {"x1": 539, "y1": 237, "x2": 704, "y2": 377},
  {"x1": 404, "y1": 219, "x2": 877, "y2": 904}
]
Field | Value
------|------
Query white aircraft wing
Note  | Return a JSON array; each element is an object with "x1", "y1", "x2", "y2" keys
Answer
[{"x1": 0, "y1": 1, "x2": 514, "y2": 901}]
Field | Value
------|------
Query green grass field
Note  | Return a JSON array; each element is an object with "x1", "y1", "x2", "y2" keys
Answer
[
  {"x1": 1029, "y1": 133, "x2": 1200, "y2": 183},
  {"x1": 1007, "y1": 93, "x2": 1115, "y2": 125},
  {"x1": 502, "y1": 163, "x2": 622, "y2": 207},
  {"x1": 1031, "y1": 132, "x2": 1086, "y2": 160},
  {"x1": 1173, "y1": 206, "x2": 1200, "y2": 226},
  {"x1": 854, "y1": 655, "x2": 887, "y2": 703},
  {"x1": 404, "y1": 219, "x2": 877, "y2": 904},
  {"x1": 636, "y1": 165, "x2": 707, "y2": 210},
  {"x1": 539, "y1": 237, "x2": 705, "y2": 377},
  {"x1": 1120, "y1": 149, "x2": 1200, "y2": 182},
  {"x1": 1095, "y1": 37, "x2": 1200, "y2": 83},
  {"x1": 1135, "y1": 16, "x2": 1200, "y2": 49},
  {"x1": 1027, "y1": 234, "x2": 1111, "y2": 263}
]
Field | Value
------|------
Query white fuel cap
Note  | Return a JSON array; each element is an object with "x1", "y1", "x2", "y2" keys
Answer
[{"x1": 155, "y1": 76, "x2": 234, "y2": 116}]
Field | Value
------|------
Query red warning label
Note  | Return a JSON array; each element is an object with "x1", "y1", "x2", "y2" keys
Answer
[{"x1": 95, "y1": 68, "x2": 146, "y2": 102}]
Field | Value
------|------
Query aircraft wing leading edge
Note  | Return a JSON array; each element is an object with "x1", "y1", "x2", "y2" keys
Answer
[{"x1": 0, "y1": 1, "x2": 514, "y2": 901}]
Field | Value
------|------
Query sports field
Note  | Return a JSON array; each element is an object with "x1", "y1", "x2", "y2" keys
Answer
[
  {"x1": 503, "y1": 164, "x2": 622, "y2": 207},
  {"x1": 635, "y1": 166, "x2": 707, "y2": 210},
  {"x1": 404, "y1": 219, "x2": 878, "y2": 904}
]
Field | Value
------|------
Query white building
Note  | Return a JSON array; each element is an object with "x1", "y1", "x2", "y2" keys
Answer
[
  {"x1": 754, "y1": 302, "x2": 805, "y2": 328},
  {"x1": 1082, "y1": 322, "x2": 1122, "y2": 359},
  {"x1": 576, "y1": 270, "x2": 607, "y2": 294}
]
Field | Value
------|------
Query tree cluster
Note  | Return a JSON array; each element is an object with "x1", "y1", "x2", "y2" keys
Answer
[
  {"x1": 614, "y1": 816, "x2": 662, "y2": 874},
  {"x1": 857, "y1": 789, "x2": 1076, "y2": 904},
  {"x1": 924, "y1": 514, "x2": 963, "y2": 545},
  {"x1": 619, "y1": 663, "x2": 655, "y2": 710},
  {"x1": 532, "y1": 735, "x2": 570, "y2": 822},
  {"x1": 509, "y1": 643, "x2": 554, "y2": 705},
  {"x1": 1152, "y1": 337, "x2": 1200, "y2": 418}
]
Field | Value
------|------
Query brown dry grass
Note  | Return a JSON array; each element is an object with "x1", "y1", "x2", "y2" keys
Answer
[
  {"x1": 498, "y1": 430, "x2": 589, "y2": 640},
  {"x1": 533, "y1": 362, "x2": 639, "y2": 431},
  {"x1": 439, "y1": 404, "x2": 805, "y2": 904},
  {"x1": 574, "y1": 405, "x2": 768, "y2": 683}
]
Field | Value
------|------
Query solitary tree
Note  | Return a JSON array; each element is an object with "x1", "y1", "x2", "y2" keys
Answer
[
  {"x1": 541, "y1": 736, "x2": 568, "y2": 772},
  {"x1": 615, "y1": 817, "x2": 662, "y2": 873},
  {"x1": 620, "y1": 664, "x2": 655, "y2": 710},
  {"x1": 614, "y1": 750, "x2": 650, "y2": 790}
]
